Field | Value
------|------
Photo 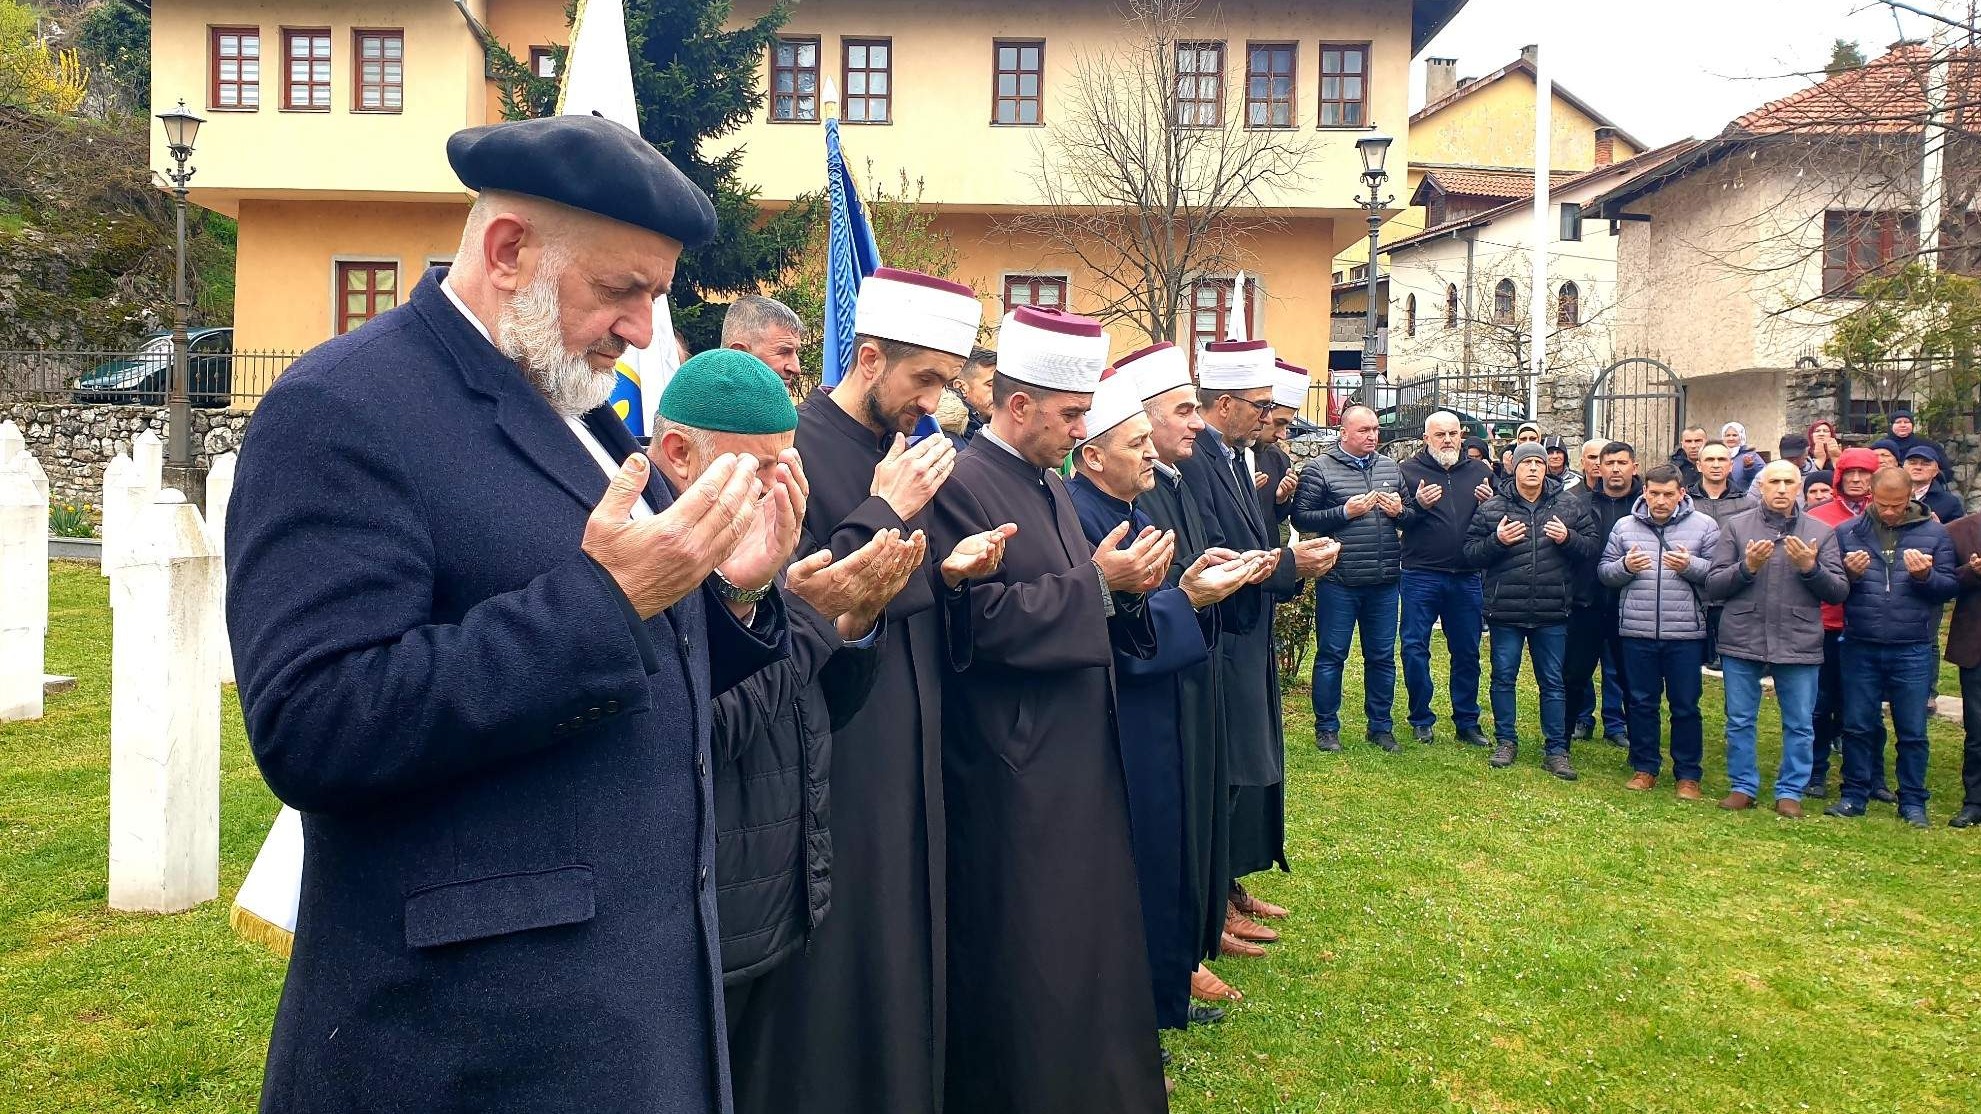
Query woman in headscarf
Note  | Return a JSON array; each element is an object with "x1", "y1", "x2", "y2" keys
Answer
[{"x1": 1721, "y1": 422, "x2": 1767, "y2": 491}]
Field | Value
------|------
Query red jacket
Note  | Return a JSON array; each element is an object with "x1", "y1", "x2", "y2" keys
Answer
[{"x1": 1807, "y1": 496, "x2": 1865, "y2": 631}]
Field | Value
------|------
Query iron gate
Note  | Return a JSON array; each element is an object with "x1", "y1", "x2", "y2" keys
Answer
[{"x1": 1584, "y1": 357, "x2": 1685, "y2": 453}]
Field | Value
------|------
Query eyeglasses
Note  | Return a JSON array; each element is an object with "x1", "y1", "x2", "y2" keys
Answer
[{"x1": 1240, "y1": 397, "x2": 1276, "y2": 415}]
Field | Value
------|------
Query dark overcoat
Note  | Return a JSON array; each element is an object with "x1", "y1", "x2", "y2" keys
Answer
[
  {"x1": 227, "y1": 269, "x2": 786, "y2": 1114},
  {"x1": 929, "y1": 437, "x2": 1168, "y2": 1114}
]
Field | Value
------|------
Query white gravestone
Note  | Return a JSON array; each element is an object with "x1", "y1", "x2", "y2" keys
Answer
[
  {"x1": 0, "y1": 419, "x2": 23, "y2": 465},
  {"x1": 108, "y1": 491, "x2": 222, "y2": 913},
  {"x1": 101, "y1": 453, "x2": 132, "y2": 577},
  {"x1": 0, "y1": 470, "x2": 46, "y2": 721},
  {"x1": 9, "y1": 452, "x2": 49, "y2": 637},
  {"x1": 132, "y1": 429, "x2": 164, "y2": 489},
  {"x1": 205, "y1": 452, "x2": 237, "y2": 685},
  {"x1": 108, "y1": 438, "x2": 164, "y2": 598}
]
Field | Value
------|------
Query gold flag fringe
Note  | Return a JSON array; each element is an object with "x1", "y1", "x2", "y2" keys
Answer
[{"x1": 230, "y1": 902, "x2": 294, "y2": 959}]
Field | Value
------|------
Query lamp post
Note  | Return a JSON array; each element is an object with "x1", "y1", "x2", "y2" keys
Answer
[
  {"x1": 1354, "y1": 132, "x2": 1393, "y2": 407},
  {"x1": 156, "y1": 99, "x2": 204, "y2": 494}
]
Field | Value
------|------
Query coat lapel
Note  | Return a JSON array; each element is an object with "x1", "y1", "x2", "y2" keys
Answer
[
  {"x1": 1201, "y1": 429, "x2": 1264, "y2": 547},
  {"x1": 406, "y1": 269, "x2": 615, "y2": 515}
]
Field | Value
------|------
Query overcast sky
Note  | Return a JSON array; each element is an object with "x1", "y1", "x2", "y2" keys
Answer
[{"x1": 1414, "y1": 0, "x2": 1959, "y2": 147}]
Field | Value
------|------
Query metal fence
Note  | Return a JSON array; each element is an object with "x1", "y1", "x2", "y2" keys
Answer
[{"x1": 0, "y1": 348, "x2": 299, "y2": 409}]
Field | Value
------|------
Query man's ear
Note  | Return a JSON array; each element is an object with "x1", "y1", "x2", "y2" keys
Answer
[
  {"x1": 649, "y1": 430, "x2": 696, "y2": 487},
  {"x1": 482, "y1": 213, "x2": 531, "y2": 295}
]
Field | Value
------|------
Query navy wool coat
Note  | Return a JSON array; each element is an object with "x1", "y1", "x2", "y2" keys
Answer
[{"x1": 226, "y1": 269, "x2": 787, "y2": 1114}]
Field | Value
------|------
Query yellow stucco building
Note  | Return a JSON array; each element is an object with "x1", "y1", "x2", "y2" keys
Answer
[
  {"x1": 1329, "y1": 47, "x2": 1644, "y2": 372},
  {"x1": 152, "y1": 0, "x2": 1467, "y2": 384}
]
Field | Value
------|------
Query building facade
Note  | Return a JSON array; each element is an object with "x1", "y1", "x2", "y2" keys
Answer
[{"x1": 151, "y1": 0, "x2": 1466, "y2": 390}]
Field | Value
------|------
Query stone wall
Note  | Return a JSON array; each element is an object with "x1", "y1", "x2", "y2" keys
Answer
[{"x1": 4, "y1": 403, "x2": 250, "y2": 514}]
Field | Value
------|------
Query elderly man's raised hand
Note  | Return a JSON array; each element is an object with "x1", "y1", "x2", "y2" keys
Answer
[
  {"x1": 716, "y1": 448, "x2": 808, "y2": 603},
  {"x1": 584, "y1": 452, "x2": 762, "y2": 620}
]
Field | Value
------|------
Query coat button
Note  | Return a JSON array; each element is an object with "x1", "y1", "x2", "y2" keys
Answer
[
  {"x1": 696, "y1": 754, "x2": 708, "y2": 780},
  {"x1": 698, "y1": 866, "x2": 709, "y2": 888},
  {"x1": 679, "y1": 636, "x2": 692, "y2": 655},
  {"x1": 605, "y1": 700, "x2": 619, "y2": 714},
  {"x1": 587, "y1": 706, "x2": 602, "y2": 721},
  {"x1": 553, "y1": 723, "x2": 568, "y2": 736}
]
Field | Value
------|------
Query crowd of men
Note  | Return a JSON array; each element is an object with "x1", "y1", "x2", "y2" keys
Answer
[
  {"x1": 219, "y1": 116, "x2": 1980, "y2": 1114},
  {"x1": 1287, "y1": 411, "x2": 1979, "y2": 828}
]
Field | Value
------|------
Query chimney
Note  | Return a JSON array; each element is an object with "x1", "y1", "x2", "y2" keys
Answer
[
  {"x1": 1594, "y1": 126, "x2": 1616, "y2": 167},
  {"x1": 1519, "y1": 44, "x2": 1538, "y2": 65},
  {"x1": 1425, "y1": 57, "x2": 1458, "y2": 104},
  {"x1": 1889, "y1": 37, "x2": 1924, "y2": 52}
]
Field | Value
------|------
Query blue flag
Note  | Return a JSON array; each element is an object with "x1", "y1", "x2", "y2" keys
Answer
[{"x1": 822, "y1": 116, "x2": 883, "y2": 388}]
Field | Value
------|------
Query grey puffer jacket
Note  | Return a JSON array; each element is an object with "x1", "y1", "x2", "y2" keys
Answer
[
  {"x1": 1290, "y1": 446, "x2": 1416, "y2": 587},
  {"x1": 1598, "y1": 496, "x2": 1719, "y2": 640},
  {"x1": 1704, "y1": 503, "x2": 1849, "y2": 665}
]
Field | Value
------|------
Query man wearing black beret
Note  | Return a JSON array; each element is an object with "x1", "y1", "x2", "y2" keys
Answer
[{"x1": 226, "y1": 113, "x2": 797, "y2": 1114}]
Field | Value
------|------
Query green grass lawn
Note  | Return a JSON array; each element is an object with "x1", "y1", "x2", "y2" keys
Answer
[{"x1": 5, "y1": 564, "x2": 1979, "y2": 1112}]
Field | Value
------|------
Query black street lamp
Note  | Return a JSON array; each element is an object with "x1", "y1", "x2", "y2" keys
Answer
[
  {"x1": 156, "y1": 99, "x2": 204, "y2": 493},
  {"x1": 1355, "y1": 132, "x2": 1393, "y2": 407}
]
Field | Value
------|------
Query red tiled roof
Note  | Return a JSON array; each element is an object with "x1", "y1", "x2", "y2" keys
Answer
[
  {"x1": 1417, "y1": 166, "x2": 1578, "y2": 200},
  {"x1": 1728, "y1": 42, "x2": 1973, "y2": 137}
]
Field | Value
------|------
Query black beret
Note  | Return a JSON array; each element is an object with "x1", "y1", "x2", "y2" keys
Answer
[{"x1": 446, "y1": 114, "x2": 718, "y2": 248}]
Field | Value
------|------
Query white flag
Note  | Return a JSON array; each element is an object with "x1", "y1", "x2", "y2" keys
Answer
[
  {"x1": 1226, "y1": 271, "x2": 1248, "y2": 342},
  {"x1": 560, "y1": 0, "x2": 679, "y2": 422},
  {"x1": 230, "y1": 806, "x2": 303, "y2": 956}
]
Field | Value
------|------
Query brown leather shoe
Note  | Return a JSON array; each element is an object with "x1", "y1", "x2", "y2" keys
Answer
[
  {"x1": 1719, "y1": 792, "x2": 1755, "y2": 811},
  {"x1": 1220, "y1": 931, "x2": 1266, "y2": 958},
  {"x1": 1625, "y1": 771, "x2": 1656, "y2": 791},
  {"x1": 1225, "y1": 904, "x2": 1279, "y2": 943},
  {"x1": 1165, "y1": 1076, "x2": 1175, "y2": 1097},
  {"x1": 1775, "y1": 798, "x2": 1804, "y2": 819},
  {"x1": 1676, "y1": 779, "x2": 1703, "y2": 801},
  {"x1": 1233, "y1": 887, "x2": 1290, "y2": 919},
  {"x1": 1191, "y1": 964, "x2": 1242, "y2": 1002}
]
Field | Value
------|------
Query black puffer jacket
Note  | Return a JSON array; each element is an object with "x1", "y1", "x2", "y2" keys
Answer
[
  {"x1": 1290, "y1": 446, "x2": 1416, "y2": 586},
  {"x1": 1572, "y1": 478, "x2": 1641, "y2": 607},
  {"x1": 713, "y1": 600, "x2": 883, "y2": 986},
  {"x1": 1465, "y1": 474, "x2": 1601, "y2": 628}
]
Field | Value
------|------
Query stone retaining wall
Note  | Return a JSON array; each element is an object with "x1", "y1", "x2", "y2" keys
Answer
[{"x1": 4, "y1": 403, "x2": 249, "y2": 513}]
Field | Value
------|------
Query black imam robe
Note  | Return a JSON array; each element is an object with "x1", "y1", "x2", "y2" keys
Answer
[
  {"x1": 728, "y1": 392, "x2": 965, "y2": 1114},
  {"x1": 1176, "y1": 427, "x2": 1301, "y2": 879},
  {"x1": 1138, "y1": 465, "x2": 1233, "y2": 968},
  {"x1": 929, "y1": 437, "x2": 1169, "y2": 1114},
  {"x1": 1067, "y1": 474, "x2": 1220, "y2": 1032}
]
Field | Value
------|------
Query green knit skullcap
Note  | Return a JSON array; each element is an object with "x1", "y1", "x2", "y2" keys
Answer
[{"x1": 657, "y1": 349, "x2": 797, "y2": 434}]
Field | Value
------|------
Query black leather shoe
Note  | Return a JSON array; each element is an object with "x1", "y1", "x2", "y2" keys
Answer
[
  {"x1": 1368, "y1": 731, "x2": 1400, "y2": 753},
  {"x1": 1949, "y1": 804, "x2": 1981, "y2": 828},
  {"x1": 1603, "y1": 734, "x2": 1629, "y2": 750},
  {"x1": 1315, "y1": 730, "x2": 1341, "y2": 753},
  {"x1": 1871, "y1": 786, "x2": 1898, "y2": 804},
  {"x1": 1572, "y1": 721, "x2": 1594, "y2": 741},
  {"x1": 1901, "y1": 805, "x2": 1930, "y2": 829},
  {"x1": 1802, "y1": 778, "x2": 1830, "y2": 799},
  {"x1": 1824, "y1": 799, "x2": 1867, "y2": 818},
  {"x1": 1457, "y1": 727, "x2": 1490, "y2": 747},
  {"x1": 1413, "y1": 725, "x2": 1435, "y2": 745},
  {"x1": 1188, "y1": 1004, "x2": 1226, "y2": 1025}
]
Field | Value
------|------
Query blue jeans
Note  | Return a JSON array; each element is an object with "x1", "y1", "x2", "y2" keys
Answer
[
  {"x1": 1312, "y1": 579, "x2": 1400, "y2": 735},
  {"x1": 1812, "y1": 632, "x2": 1887, "y2": 789},
  {"x1": 1840, "y1": 640, "x2": 1936, "y2": 808},
  {"x1": 1489, "y1": 624, "x2": 1567, "y2": 752},
  {"x1": 1400, "y1": 569, "x2": 1483, "y2": 732},
  {"x1": 1619, "y1": 637, "x2": 1705, "y2": 781},
  {"x1": 1722, "y1": 657, "x2": 1819, "y2": 800}
]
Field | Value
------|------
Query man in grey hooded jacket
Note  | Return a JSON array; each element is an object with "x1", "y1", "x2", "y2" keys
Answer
[{"x1": 1600, "y1": 464, "x2": 1720, "y2": 798}]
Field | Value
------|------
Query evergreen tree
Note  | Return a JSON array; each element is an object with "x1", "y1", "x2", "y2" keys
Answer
[
  {"x1": 1825, "y1": 39, "x2": 1866, "y2": 75},
  {"x1": 484, "y1": 0, "x2": 818, "y2": 348},
  {"x1": 75, "y1": 0, "x2": 149, "y2": 116}
]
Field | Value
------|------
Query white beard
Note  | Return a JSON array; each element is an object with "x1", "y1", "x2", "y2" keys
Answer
[
  {"x1": 1431, "y1": 446, "x2": 1462, "y2": 468},
  {"x1": 496, "y1": 258, "x2": 621, "y2": 418}
]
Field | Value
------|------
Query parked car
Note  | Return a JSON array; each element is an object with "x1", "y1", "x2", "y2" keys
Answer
[{"x1": 72, "y1": 328, "x2": 235, "y2": 407}]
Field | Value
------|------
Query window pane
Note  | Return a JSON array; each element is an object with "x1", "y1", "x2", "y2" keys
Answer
[
  {"x1": 220, "y1": 34, "x2": 238, "y2": 54},
  {"x1": 243, "y1": 35, "x2": 258, "y2": 57},
  {"x1": 775, "y1": 95, "x2": 794, "y2": 117},
  {"x1": 219, "y1": 87, "x2": 238, "y2": 107},
  {"x1": 243, "y1": 85, "x2": 259, "y2": 106},
  {"x1": 1272, "y1": 75, "x2": 1290, "y2": 98},
  {"x1": 221, "y1": 59, "x2": 239, "y2": 80},
  {"x1": 1273, "y1": 48, "x2": 1291, "y2": 70},
  {"x1": 376, "y1": 269, "x2": 395, "y2": 292},
  {"x1": 362, "y1": 62, "x2": 380, "y2": 83},
  {"x1": 1345, "y1": 49, "x2": 1363, "y2": 73},
  {"x1": 1343, "y1": 76, "x2": 1363, "y2": 100},
  {"x1": 363, "y1": 89, "x2": 380, "y2": 107},
  {"x1": 290, "y1": 35, "x2": 308, "y2": 57},
  {"x1": 848, "y1": 99, "x2": 866, "y2": 121},
  {"x1": 1249, "y1": 103, "x2": 1266, "y2": 126},
  {"x1": 1038, "y1": 284, "x2": 1060, "y2": 305},
  {"x1": 871, "y1": 44, "x2": 887, "y2": 67},
  {"x1": 871, "y1": 102, "x2": 887, "y2": 122},
  {"x1": 346, "y1": 292, "x2": 368, "y2": 313},
  {"x1": 1322, "y1": 76, "x2": 1339, "y2": 99},
  {"x1": 870, "y1": 72, "x2": 887, "y2": 94},
  {"x1": 1019, "y1": 100, "x2": 1037, "y2": 123},
  {"x1": 384, "y1": 86, "x2": 401, "y2": 108},
  {"x1": 798, "y1": 71, "x2": 815, "y2": 93},
  {"x1": 1320, "y1": 102, "x2": 1340, "y2": 126},
  {"x1": 1250, "y1": 48, "x2": 1267, "y2": 71},
  {"x1": 998, "y1": 73, "x2": 1016, "y2": 97},
  {"x1": 312, "y1": 86, "x2": 329, "y2": 107},
  {"x1": 313, "y1": 61, "x2": 329, "y2": 82},
  {"x1": 997, "y1": 101, "x2": 1015, "y2": 123},
  {"x1": 776, "y1": 71, "x2": 794, "y2": 93},
  {"x1": 848, "y1": 45, "x2": 866, "y2": 68},
  {"x1": 999, "y1": 46, "x2": 1017, "y2": 69},
  {"x1": 1344, "y1": 102, "x2": 1364, "y2": 125},
  {"x1": 777, "y1": 43, "x2": 794, "y2": 66},
  {"x1": 798, "y1": 43, "x2": 815, "y2": 67},
  {"x1": 1272, "y1": 103, "x2": 1289, "y2": 126},
  {"x1": 797, "y1": 95, "x2": 814, "y2": 116},
  {"x1": 362, "y1": 37, "x2": 380, "y2": 58},
  {"x1": 1248, "y1": 76, "x2": 1266, "y2": 99},
  {"x1": 1322, "y1": 50, "x2": 1340, "y2": 73},
  {"x1": 290, "y1": 60, "x2": 308, "y2": 82},
  {"x1": 1196, "y1": 286, "x2": 1217, "y2": 307},
  {"x1": 243, "y1": 60, "x2": 259, "y2": 81},
  {"x1": 1024, "y1": 47, "x2": 1040, "y2": 69},
  {"x1": 1178, "y1": 50, "x2": 1196, "y2": 74},
  {"x1": 385, "y1": 37, "x2": 402, "y2": 60},
  {"x1": 313, "y1": 37, "x2": 330, "y2": 58},
  {"x1": 848, "y1": 71, "x2": 866, "y2": 94},
  {"x1": 1017, "y1": 73, "x2": 1035, "y2": 96}
]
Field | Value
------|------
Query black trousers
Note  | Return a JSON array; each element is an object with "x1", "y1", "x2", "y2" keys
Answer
[
  {"x1": 1963, "y1": 665, "x2": 1981, "y2": 808},
  {"x1": 1563, "y1": 601, "x2": 1626, "y2": 739}
]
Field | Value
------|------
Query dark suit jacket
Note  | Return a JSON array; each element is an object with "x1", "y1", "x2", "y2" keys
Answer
[
  {"x1": 1947, "y1": 512, "x2": 1981, "y2": 669},
  {"x1": 227, "y1": 268, "x2": 786, "y2": 1114}
]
